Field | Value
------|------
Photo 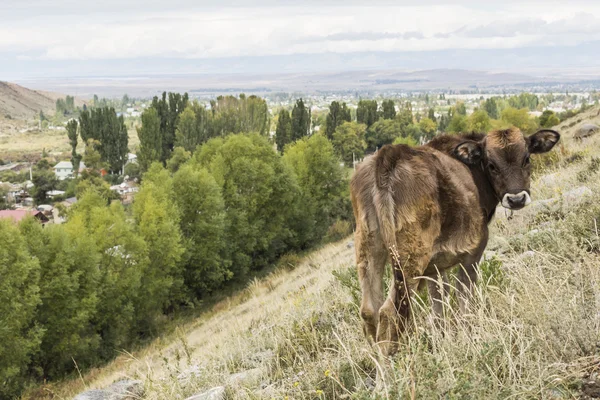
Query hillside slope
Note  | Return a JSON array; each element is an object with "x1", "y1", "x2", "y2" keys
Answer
[
  {"x1": 34, "y1": 107, "x2": 600, "y2": 400},
  {"x1": 0, "y1": 81, "x2": 60, "y2": 120}
]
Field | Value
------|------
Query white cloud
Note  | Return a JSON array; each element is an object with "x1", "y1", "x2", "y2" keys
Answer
[{"x1": 0, "y1": 2, "x2": 600, "y2": 61}]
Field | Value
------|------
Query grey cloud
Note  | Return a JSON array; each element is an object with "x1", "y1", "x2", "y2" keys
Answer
[{"x1": 302, "y1": 31, "x2": 425, "y2": 43}]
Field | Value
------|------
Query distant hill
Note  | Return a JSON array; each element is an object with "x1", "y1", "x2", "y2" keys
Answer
[
  {"x1": 14, "y1": 68, "x2": 555, "y2": 98},
  {"x1": 0, "y1": 81, "x2": 84, "y2": 120}
]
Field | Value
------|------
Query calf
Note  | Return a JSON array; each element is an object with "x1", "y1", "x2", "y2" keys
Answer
[{"x1": 350, "y1": 128, "x2": 560, "y2": 355}]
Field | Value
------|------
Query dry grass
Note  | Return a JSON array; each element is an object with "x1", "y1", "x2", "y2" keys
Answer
[
  {"x1": 26, "y1": 107, "x2": 600, "y2": 400},
  {"x1": 0, "y1": 125, "x2": 139, "y2": 160}
]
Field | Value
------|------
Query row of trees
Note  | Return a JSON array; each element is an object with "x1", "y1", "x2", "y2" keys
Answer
[
  {"x1": 1, "y1": 131, "x2": 350, "y2": 397},
  {"x1": 138, "y1": 93, "x2": 269, "y2": 171}
]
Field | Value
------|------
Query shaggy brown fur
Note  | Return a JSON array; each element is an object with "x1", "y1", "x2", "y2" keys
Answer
[{"x1": 351, "y1": 128, "x2": 560, "y2": 356}]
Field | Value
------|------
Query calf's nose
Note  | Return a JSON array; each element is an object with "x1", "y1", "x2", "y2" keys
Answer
[{"x1": 501, "y1": 190, "x2": 531, "y2": 210}]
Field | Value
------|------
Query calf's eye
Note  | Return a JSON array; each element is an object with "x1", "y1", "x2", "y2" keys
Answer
[
  {"x1": 523, "y1": 155, "x2": 531, "y2": 167},
  {"x1": 488, "y1": 163, "x2": 498, "y2": 174}
]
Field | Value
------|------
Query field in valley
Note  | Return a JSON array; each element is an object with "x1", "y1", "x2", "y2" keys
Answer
[{"x1": 27, "y1": 107, "x2": 600, "y2": 400}]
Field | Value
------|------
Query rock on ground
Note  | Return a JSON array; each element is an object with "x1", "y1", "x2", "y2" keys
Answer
[
  {"x1": 185, "y1": 386, "x2": 225, "y2": 400},
  {"x1": 73, "y1": 380, "x2": 143, "y2": 400}
]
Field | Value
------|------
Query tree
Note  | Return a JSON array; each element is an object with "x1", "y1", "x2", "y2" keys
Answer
[
  {"x1": 501, "y1": 107, "x2": 539, "y2": 133},
  {"x1": 66, "y1": 119, "x2": 81, "y2": 177},
  {"x1": 381, "y1": 100, "x2": 396, "y2": 120},
  {"x1": 211, "y1": 94, "x2": 269, "y2": 137},
  {"x1": 484, "y1": 97, "x2": 500, "y2": 119},
  {"x1": 133, "y1": 164, "x2": 184, "y2": 329},
  {"x1": 173, "y1": 164, "x2": 229, "y2": 296},
  {"x1": 468, "y1": 109, "x2": 492, "y2": 133},
  {"x1": 31, "y1": 169, "x2": 58, "y2": 205},
  {"x1": 151, "y1": 92, "x2": 189, "y2": 162},
  {"x1": 175, "y1": 102, "x2": 214, "y2": 152},
  {"x1": 365, "y1": 119, "x2": 402, "y2": 152},
  {"x1": 418, "y1": 117, "x2": 437, "y2": 137},
  {"x1": 69, "y1": 192, "x2": 146, "y2": 358},
  {"x1": 357, "y1": 100, "x2": 379, "y2": 127},
  {"x1": 291, "y1": 99, "x2": 311, "y2": 141},
  {"x1": 447, "y1": 113, "x2": 468, "y2": 134},
  {"x1": 454, "y1": 102, "x2": 467, "y2": 116},
  {"x1": 275, "y1": 109, "x2": 292, "y2": 152},
  {"x1": 539, "y1": 110, "x2": 560, "y2": 128},
  {"x1": 78, "y1": 107, "x2": 128, "y2": 174},
  {"x1": 137, "y1": 108, "x2": 162, "y2": 172},
  {"x1": 324, "y1": 101, "x2": 352, "y2": 140},
  {"x1": 427, "y1": 108, "x2": 436, "y2": 122},
  {"x1": 332, "y1": 121, "x2": 367, "y2": 167},
  {"x1": 20, "y1": 218, "x2": 101, "y2": 378},
  {"x1": 167, "y1": 147, "x2": 191, "y2": 173},
  {"x1": 283, "y1": 135, "x2": 347, "y2": 247},
  {"x1": 396, "y1": 101, "x2": 413, "y2": 131},
  {"x1": 196, "y1": 134, "x2": 297, "y2": 276},
  {"x1": 0, "y1": 220, "x2": 41, "y2": 398}
]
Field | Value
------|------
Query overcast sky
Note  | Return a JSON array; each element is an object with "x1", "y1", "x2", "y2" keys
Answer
[{"x1": 2, "y1": 1, "x2": 600, "y2": 79}]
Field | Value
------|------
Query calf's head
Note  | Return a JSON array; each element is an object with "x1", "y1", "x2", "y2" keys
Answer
[{"x1": 454, "y1": 127, "x2": 560, "y2": 210}]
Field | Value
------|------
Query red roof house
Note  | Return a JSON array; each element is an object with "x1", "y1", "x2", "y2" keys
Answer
[{"x1": 0, "y1": 210, "x2": 49, "y2": 224}]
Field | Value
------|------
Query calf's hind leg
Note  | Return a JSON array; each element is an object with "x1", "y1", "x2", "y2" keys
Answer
[
  {"x1": 376, "y1": 251, "x2": 430, "y2": 356},
  {"x1": 356, "y1": 223, "x2": 387, "y2": 341}
]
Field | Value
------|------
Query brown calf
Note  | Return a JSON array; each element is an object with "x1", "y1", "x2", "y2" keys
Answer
[{"x1": 350, "y1": 128, "x2": 560, "y2": 355}]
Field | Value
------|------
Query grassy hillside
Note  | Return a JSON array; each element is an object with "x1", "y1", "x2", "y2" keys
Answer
[{"x1": 29, "y1": 107, "x2": 600, "y2": 400}]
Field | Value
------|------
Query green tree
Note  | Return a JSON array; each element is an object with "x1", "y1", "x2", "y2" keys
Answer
[
  {"x1": 20, "y1": 218, "x2": 101, "y2": 378},
  {"x1": 137, "y1": 108, "x2": 162, "y2": 172},
  {"x1": 291, "y1": 99, "x2": 311, "y2": 141},
  {"x1": 454, "y1": 102, "x2": 467, "y2": 116},
  {"x1": 133, "y1": 164, "x2": 184, "y2": 329},
  {"x1": 381, "y1": 100, "x2": 396, "y2": 120},
  {"x1": 484, "y1": 97, "x2": 500, "y2": 119},
  {"x1": 332, "y1": 121, "x2": 367, "y2": 167},
  {"x1": 501, "y1": 107, "x2": 539, "y2": 133},
  {"x1": 356, "y1": 100, "x2": 379, "y2": 127},
  {"x1": 173, "y1": 164, "x2": 229, "y2": 296},
  {"x1": 365, "y1": 119, "x2": 402, "y2": 152},
  {"x1": 395, "y1": 101, "x2": 413, "y2": 131},
  {"x1": 447, "y1": 113, "x2": 468, "y2": 134},
  {"x1": 31, "y1": 169, "x2": 58, "y2": 205},
  {"x1": 539, "y1": 110, "x2": 560, "y2": 128},
  {"x1": 427, "y1": 108, "x2": 436, "y2": 122},
  {"x1": 418, "y1": 117, "x2": 437, "y2": 137},
  {"x1": 195, "y1": 134, "x2": 297, "y2": 276},
  {"x1": 283, "y1": 135, "x2": 347, "y2": 247},
  {"x1": 69, "y1": 192, "x2": 146, "y2": 358},
  {"x1": 0, "y1": 219, "x2": 41, "y2": 398},
  {"x1": 324, "y1": 101, "x2": 352, "y2": 140},
  {"x1": 175, "y1": 102, "x2": 214, "y2": 152},
  {"x1": 468, "y1": 109, "x2": 492, "y2": 133},
  {"x1": 78, "y1": 107, "x2": 128, "y2": 174},
  {"x1": 167, "y1": 147, "x2": 191, "y2": 173},
  {"x1": 275, "y1": 109, "x2": 293, "y2": 152},
  {"x1": 66, "y1": 119, "x2": 82, "y2": 177},
  {"x1": 152, "y1": 92, "x2": 189, "y2": 162}
]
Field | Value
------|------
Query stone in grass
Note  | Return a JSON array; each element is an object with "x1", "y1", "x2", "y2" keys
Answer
[
  {"x1": 185, "y1": 386, "x2": 225, "y2": 400},
  {"x1": 227, "y1": 367, "x2": 263, "y2": 386},
  {"x1": 73, "y1": 379, "x2": 144, "y2": 400}
]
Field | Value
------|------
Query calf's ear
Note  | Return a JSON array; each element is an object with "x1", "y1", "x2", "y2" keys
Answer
[
  {"x1": 527, "y1": 129, "x2": 560, "y2": 154},
  {"x1": 454, "y1": 141, "x2": 482, "y2": 165}
]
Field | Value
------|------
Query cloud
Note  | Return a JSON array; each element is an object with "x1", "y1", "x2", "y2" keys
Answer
[{"x1": 1, "y1": 2, "x2": 600, "y2": 72}]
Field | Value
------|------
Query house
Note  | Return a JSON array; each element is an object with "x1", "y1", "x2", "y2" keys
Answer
[
  {"x1": 0, "y1": 209, "x2": 49, "y2": 224},
  {"x1": 53, "y1": 161, "x2": 86, "y2": 180},
  {"x1": 127, "y1": 153, "x2": 137, "y2": 164}
]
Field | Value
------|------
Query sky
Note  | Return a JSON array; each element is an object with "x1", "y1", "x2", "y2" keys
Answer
[{"x1": 2, "y1": 0, "x2": 600, "y2": 80}]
